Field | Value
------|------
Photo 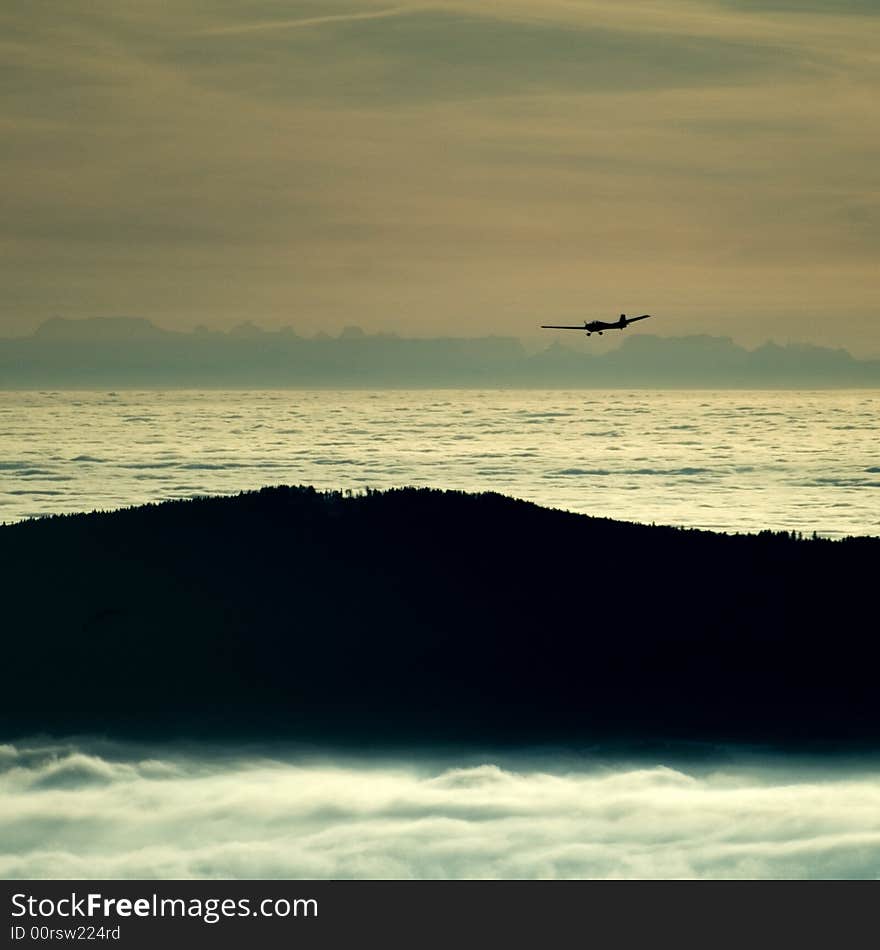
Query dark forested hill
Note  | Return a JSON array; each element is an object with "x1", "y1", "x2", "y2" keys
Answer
[{"x1": 2, "y1": 487, "x2": 877, "y2": 748}]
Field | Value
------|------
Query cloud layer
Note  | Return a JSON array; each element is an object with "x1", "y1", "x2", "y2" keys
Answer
[
  {"x1": 2, "y1": 740, "x2": 879, "y2": 879},
  {"x1": 2, "y1": 1, "x2": 879, "y2": 351}
]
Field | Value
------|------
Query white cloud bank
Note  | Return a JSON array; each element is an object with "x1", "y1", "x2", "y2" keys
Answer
[{"x1": 2, "y1": 740, "x2": 879, "y2": 879}]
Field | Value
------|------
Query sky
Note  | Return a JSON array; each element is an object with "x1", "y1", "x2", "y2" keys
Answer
[{"x1": 2, "y1": 1, "x2": 879, "y2": 353}]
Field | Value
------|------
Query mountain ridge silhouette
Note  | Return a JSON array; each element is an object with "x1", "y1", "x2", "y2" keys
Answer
[{"x1": 3, "y1": 317, "x2": 879, "y2": 387}]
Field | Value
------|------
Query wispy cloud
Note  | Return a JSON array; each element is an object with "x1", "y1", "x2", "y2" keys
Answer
[{"x1": 201, "y1": 6, "x2": 419, "y2": 36}]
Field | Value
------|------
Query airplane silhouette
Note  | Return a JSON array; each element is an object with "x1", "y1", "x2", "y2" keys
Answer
[{"x1": 541, "y1": 314, "x2": 651, "y2": 337}]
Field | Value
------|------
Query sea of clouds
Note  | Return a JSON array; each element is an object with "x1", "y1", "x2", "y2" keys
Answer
[{"x1": 3, "y1": 740, "x2": 880, "y2": 879}]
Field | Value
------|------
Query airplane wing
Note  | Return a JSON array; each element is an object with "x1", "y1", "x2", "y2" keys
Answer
[
  {"x1": 627, "y1": 315, "x2": 651, "y2": 323},
  {"x1": 540, "y1": 325, "x2": 586, "y2": 329}
]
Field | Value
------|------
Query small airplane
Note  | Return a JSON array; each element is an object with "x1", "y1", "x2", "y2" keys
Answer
[{"x1": 541, "y1": 314, "x2": 651, "y2": 336}]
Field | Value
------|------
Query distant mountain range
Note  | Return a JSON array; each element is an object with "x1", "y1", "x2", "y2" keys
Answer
[
  {"x1": 2, "y1": 486, "x2": 877, "y2": 748},
  {"x1": 2, "y1": 316, "x2": 879, "y2": 387}
]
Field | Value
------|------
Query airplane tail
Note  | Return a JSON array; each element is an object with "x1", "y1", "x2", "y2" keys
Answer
[{"x1": 619, "y1": 314, "x2": 627, "y2": 327}]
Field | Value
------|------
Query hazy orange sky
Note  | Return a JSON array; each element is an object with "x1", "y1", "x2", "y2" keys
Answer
[{"x1": 2, "y1": 1, "x2": 878, "y2": 352}]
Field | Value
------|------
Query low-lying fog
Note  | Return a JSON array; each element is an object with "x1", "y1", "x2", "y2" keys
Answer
[{"x1": 3, "y1": 739, "x2": 879, "y2": 879}]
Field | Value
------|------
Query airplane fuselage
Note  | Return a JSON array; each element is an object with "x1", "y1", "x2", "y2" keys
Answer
[{"x1": 540, "y1": 314, "x2": 651, "y2": 336}]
